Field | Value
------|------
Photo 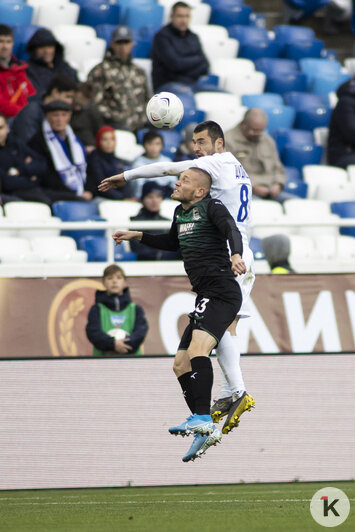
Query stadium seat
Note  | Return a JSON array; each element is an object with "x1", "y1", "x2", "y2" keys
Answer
[
  {"x1": 224, "y1": 71, "x2": 266, "y2": 96},
  {"x1": 284, "y1": 198, "x2": 339, "y2": 238},
  {"x1": 78, "y1": 2, "x2": 121, "y2": 27},
  {"x1": 311, "y1": 72, "x2": 352, "y2": 99},
  {"x1": 283, "y1": 177, "x2": 308, "y2": 198},
  {"x1": 52, "y1": 24, "x2": 97, "y2": 44},
  {"x1": 194, "y1": 91, "x2": 241, "y2": 112},
  {"x1": 79, "y1": 236, "x2": 137, "y2": 262},
  {"x1": 95, "y1": 23, "x2": 116, "y2": 45},
  {"x1": 228, "y1": 24, "x2": 269, "y2": 43},
  {"x1": 98, "y1": 200, "x2": 141, "y2": 224},
  {"x1": 249, "y1": 236, "x2": 265, "y2": 260},
  {"x1": 33, "y1": 1, "x2": 80, "y2": 29},
  {"x1": 302, "y1": 164, "x2": 348, "y2": 198},
  {"x1": 3, "y1": 201, "x2": 60, "y2": 238},
  {"x1": 273, "y1": 128, "x2": 314, "y2": 155},
  {"x1": 283, "y1": 92, "x2": 331, "y2": 130},
  {"x1": 203, "y1": 105, "x2": 248, "y2": 132},
  {"x1": 137, "y1": 128, "x2": 182, "y2": 157},
  {"x1": 254, "y1": 58, "x2": 307, "y2": 95},
  {"x1": 52, "y1": 201, "x2": 105, "y2": 245},
  {"x1": 191, "y1": 24, "x2": 239, "y2": 63},
  {"x1": 288, "y1": 234, "x2": 317, "y2": 262},
  {"x1": 262, "y1": 105, "x2": 296, "y2": 134},
  {"x1": 281, "y1": 144, "x2": 323, "y2": 172},
  {"x1": 190, "y1": 2, "x2": 212, "y2": 25},
  {"x1": 347, "y1": 164, "x2": 355, "y2": 185},
  {"x1": 330, "y1": 201, "x2": 355, "y2": 236},
  {"x1": 210, "y1": 4, "x2": 253, "y2": 26},
  {"x1": 299, "y1": 58, "x2": 343, "y2": 90},
  {"x1": 132, "y1": 58, "x2": 153, "y2": 94},
  {"x1": 283, "y1": 0, "x2": 329, "y2": 17},
  {"x1": 242, "y1": 93, "x2": 283, "y2": 109},
  {"x1": 284, "y1": 39, "x2": 324, "y2": 61},
  {"x1": 63, "y1": 36, "x2": 106, "y2": 73},
  {"x1": 160, "y1": 199, "x2": 178, "y2": 220},
  {"x1": 313, "y1": 126, "x2": 329, "y2": 163},
  {"x1": 115, "y1": 130, "x2": 144, "y2": 163},
  {"x1": 284, "y1": 166, "x2": 301, "y2": 181},
  {"x1": 254, "y1": 58, "x2": 298, "y2": 77},
  {"x1": 273, "y1": 24, "x2": 315, "y2": 48},
  {"x1": 315, "y1": 183, "x2": 355, "y2": 204},
  {"x1": 175, "y1": 109, "x2": 206, "y2": 132},
  {"x1": 12, "y1": 24, "x2": 41, "y2": 60},
  {"x1": 211, "y1": 57, "x2": 255, "y2": 79},
  {"x1": 122, "y1": 4, "x2": 164, "y2": 30},
  {"x1": 239, "y1": 40, "x2": 282, "y2": 61},
  {"x1": 0, "y1": 237, "x2": 39, "y2": 263},
  {"x1": 0, "y1": 2, "x2": 33, "y2": 25},
  {"x1": 250, "y1": 200, "x2": 287, "y2": 238},
  {"x1": 30, "y1": 236, "x2": 87, "y2": 263}
]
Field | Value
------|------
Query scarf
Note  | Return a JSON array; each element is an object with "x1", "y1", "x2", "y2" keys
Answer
[{"x1": 43, "y1": 119, "x2": 86, "y2": 194}]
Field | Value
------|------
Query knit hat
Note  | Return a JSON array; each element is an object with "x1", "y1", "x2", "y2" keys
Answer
[
  {"x1": 141, "y1": 181, "x2": 164, "y2": 201},
  {"x1": 95, "y1": 126, "x2": 115, "y2": 148}
]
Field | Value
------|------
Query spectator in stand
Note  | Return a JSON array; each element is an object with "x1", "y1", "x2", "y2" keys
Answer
[
  {"x1": 25, "y1": 28, "x2": 78, "y2": 100},
  {"x1": 0, "y1": 25, "x2": 36, "y2": 120},
  {"x1": 0, "y1": 112, "x2": 51, "y2": 205},
  {"x1": 151, "y1": 1, "x2": 209, "y2": 92},
  {"x1": 12, "y1": 74, "x2": 77, "y2": 144},
  {"x1": 261, "y1": 234, "x2": 294, "y2": 274},
  {"x1": 131, "y1": 130, "x2": 177, "y2": 199},
  {"x1": 129, "y1": 181, "x2": 181, "y2": 261},
  {"x1": 173, "y1": 122, "x2": 197, "y2": 162},
  {"x1": 28, "y1": 100, "x2": 92, "y2": 203},
  {"x1": 225, "y1": 108, "x2": 293, "y2": 204},
  {"x1": 71, "y1": 82, "x2": 104, "y2": 154},
  {"x1": 88, "y1": 26, "x2": 149, "y2": 132},
  {"x1": 327, "y1": 79, "x2": 355, "y2": 168},
  {"x1": 86, "y1": 264, "x2": 148, "y2": 356},
  {"x1": 86, "y1": 126, "x2": 134, "y2": 200}
]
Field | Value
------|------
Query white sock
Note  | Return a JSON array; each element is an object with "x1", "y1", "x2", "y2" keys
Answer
[{"x1": 216, "y1": 331, "x2": 246, "y2": 398}]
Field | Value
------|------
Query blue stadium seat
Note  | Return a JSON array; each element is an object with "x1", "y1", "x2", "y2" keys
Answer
[
  {"x1": 281, "y1": 144, "x2": 323, "y2": 171},
  {"x1": 52, "y1": 201, "x2": 105, "y2": 245},
  {"x1": 242, "y1": 93, "x2": 283, "y2": 108},
  {"x1": 249, "y1": 237, "x2": 265, "y2": 260},
  {"x1": 330, "y1": 201, "x2": 355, "y2": 236},
  {"x1": 132, "y1": 39, "x2": 151, "y2": 58},
  {"x1": 159, "y1": 85, "x2": 196, "y2": 110},
  {"x1": 299, "y1": 58, "x2": 342, "y2": 90},
  {"x1": 0, "y1": 3, "x2": 33, "y2": 25},
  {"x1": 227, "y1": 24, "x2": 269, "y2": 43},
  {"x1": 137, "y1": 129, "x2": 182, "y2": 157},
  {"x1": 210, "y1": 4, "x2": 253, "y2": 26},
  {"x1": 283, "y1": 91, "x2": 331, "y2": 130},
  {"x1": 283, "y1": 176, "x2": 308, "y2": 198},
  {"x1": 265, "y1": 72, "x2": 308, "y2": 95},
  {"x1": 263, "y1": 105, "x2": 296, "y2": 133},
  {"x1": 204, "y1": 0, "x2": 244, "y2": 7},
  {"x1": 95, "y1": 24, "x2": 116, "y2": 46},
  {"x1": 284, "y1": 166, "x2": 301, "y2": 181},
  {"x1": 122, "y1": 4, "x2": 164, "y2": 31},
  {"x1": 273, "y1": 24, "x2": 315, "y2": 47},
  {"x1": 194, "y1": 74, "x2": 220, "y2": 92},
  {"x1": 78, "y1": 2, "x2": 121, "y2": 27},
  {"x1": 311, "y1": 72, "x2": 352, "y2": 98},
  {"x1": 239, "y1": 40, "x2": 282, "y2": 61},
  {"x1": 273, "y1": 128, "x2": 314, "y2": 155},
  {"x1": 283, "y1": 39, "x2": 324, "y2": 60},
  {"x1": 175, "y1": 109, "x2": 206, "y2": 132},
  {"x1": 284, "y1": 0, "x2": 329, "y2": 17},
  {"x1": 79, "y1": 236, "x2": 137, "y2": 262},
  {"x1": 12, "y1": 24, "x2": 41, "y2": 60},
  {"x1": 254, "y1": 58, "x2": 298, "y2": 76}
]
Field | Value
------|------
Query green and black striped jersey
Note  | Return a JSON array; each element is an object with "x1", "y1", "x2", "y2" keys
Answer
[{"x1": 141, "y1": 195, "x2": 243, "y2": 294}]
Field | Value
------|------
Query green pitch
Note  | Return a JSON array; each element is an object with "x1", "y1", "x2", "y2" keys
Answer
[{"x1": 0, "y1": 481, "x2": 354, "y2": 532}]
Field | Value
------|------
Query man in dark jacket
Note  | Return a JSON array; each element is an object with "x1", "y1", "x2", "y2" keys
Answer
[
  {"x1": 28, "y1": 99, "x2": 92, "y2": 203},
  {"x1": 0, "y1": 25, "x2": 36, "y2": 119},
  {"x1": 151, "y1": 1, "x2": 209, "y2": 92},
  {"x1": 0, "y1": 112, "x2": 50, "y2": 204},
  {"x1": 129, "y1": 181, "x2": 181, "y2": 261},
  {"x1": 86, "y1": 264, "x2": 148, "y2": 355},
  {"x1": 327, "y1": 79, "x2": 355, "y2": 168},
  {"x1": 25, "y1": 28, "x2": 78, "y2": 100}
]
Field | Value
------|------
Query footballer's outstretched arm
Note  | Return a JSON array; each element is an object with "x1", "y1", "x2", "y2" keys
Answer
[{"x1": 98, "y1": 160, "x2": 194, "y2": 191}]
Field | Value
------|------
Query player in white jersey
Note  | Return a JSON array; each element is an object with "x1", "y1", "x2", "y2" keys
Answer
[{"x1": 99, "y1": 121, "x2": 255, "y2": 435}]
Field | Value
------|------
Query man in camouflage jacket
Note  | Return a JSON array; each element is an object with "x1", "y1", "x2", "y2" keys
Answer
[{"x1": 88, "y1": 26, "x2": 149, "y2": 132}]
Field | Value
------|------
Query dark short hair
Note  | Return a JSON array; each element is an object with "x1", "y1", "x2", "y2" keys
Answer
[
  {"x1": 194, "y1": 120, "x2": 225, "y2": 147},
  {"x1": 0, "y1": 112, "x2": 8, "y2": 123},
  {"x1": 172, "y1": 1, "x2": 191, "y2": 13},
  {"x1": 0, "y1": 25, "x2": 13, "y2": 38},
  {"x1": 45, "y1": 75, "x2": 77, "y2": 98},
  {"x1": 76, "y1": 81, "x2": 95, "y2": 100},
  {"x1": 103, "y1": 264, "x2": 126, "y2": 279},
  {"x1": 143, "y1": 130, "x2": 164, "y2": 146}
]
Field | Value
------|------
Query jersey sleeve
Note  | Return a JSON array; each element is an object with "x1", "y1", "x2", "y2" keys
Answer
[
  {"x1": 124, "y1": 160, "x2": 193, "y2": 181},
  {"x1": 207, "y1": 199, "x2": 243, "y2": 256},
  {"x1": 191, "y1": 155, "x2": 223, "y2": 185},
  {"x1": 141, "y1": 215, "x2": 180, "y2": 251}
]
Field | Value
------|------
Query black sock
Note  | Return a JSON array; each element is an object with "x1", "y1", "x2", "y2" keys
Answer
[
  {"x1": 177, "y1": 372, "x2": 195, "y2": 414},
  {"x1": 190, "y1": 356, "x2": 213, "y2": 415}
]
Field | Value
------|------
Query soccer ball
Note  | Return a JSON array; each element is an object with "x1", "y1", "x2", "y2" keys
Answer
[{"x1": 146, "y1": 92, "x2": 184, "y2": 129}]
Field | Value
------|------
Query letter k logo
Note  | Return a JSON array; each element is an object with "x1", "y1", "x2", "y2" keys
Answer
[{"x1": 321, "y1": 496, "x2": 340, "y2": 517}]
